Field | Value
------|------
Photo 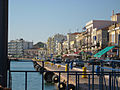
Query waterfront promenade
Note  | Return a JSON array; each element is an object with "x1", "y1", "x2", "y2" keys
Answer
[
  {"x1": 35, "y1": 60, "x2": 120, "y2": 90},
  {"x1": 9, "y1": 58, "x2": 120, "y2": 89}
]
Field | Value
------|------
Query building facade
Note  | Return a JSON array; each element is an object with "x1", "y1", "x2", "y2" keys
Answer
[
  {"x1": 108, "y1": 23, "x2": 120, "y2": 57},
  {"x1": 47, "y1": 34, "x2": 67, "y2": 56},
  {"x1": 8, "y1": 38, "x2": 33, "y2": 58},
  {"x1": 24, "y1": 48, "x2": 47, "y2": 59}
]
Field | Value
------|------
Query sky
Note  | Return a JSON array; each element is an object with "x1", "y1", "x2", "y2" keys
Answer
[{"x1": 9, "y1": 0, "x2": 120, "y2": 44}]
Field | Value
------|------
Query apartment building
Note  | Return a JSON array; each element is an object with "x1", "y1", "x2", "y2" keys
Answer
[
  {"x1": 8, "y1": 38, "x2": 33, "y2": 58},
  {"x1": 75, "y1": 31, "x2": 86, "y2": 51},
  {"x1": 47, "y1": 37, "x2": 53, "y2": 56},
  {"x1": 67, "y1": 32, "x2": 81, "y2": 53},
  {"x1": 108, "y1": 23, "x2": 120, "y2": 57},
  {"x1": 91, "y1": 27, "x2": 109, "y2": 54},
  {"x1": 82, "y1": 12, "x2": 120, "y2": 53},
  {"x1": 62, "y1": 40, "x2": 68, "y2": 54},
  {"x1": 47, "y1": 34, "x2": 67, "y2": 56}
]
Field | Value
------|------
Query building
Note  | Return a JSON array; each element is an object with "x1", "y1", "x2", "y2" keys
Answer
[
  {"x1": 24, "y1": 48, "x2": 39, "y2": 58},
  {"x1": 82, "y1": 12, "x2": 120, "y2": 53},
  {"x1": 108, "y1": 23, "x2": 120, "y2": 57},
  {"x1": 62, "y1": 40, "x2": 68, "y2": 54},
  {"x1": 75, "y1": 31, "x2": 86, "y2": 51},
  {"x1": 92, "y1": 27, "x2": 109, "y2": 54},
  {"x1": 47, "y1": 37, "x2": 53, "y2": 56},
  {"x1": 47, "y1": 34, "x2": 67, "y2": 56},
  {"x1": 38, "y1": 48, "x2": 47, "y2": 59},
  {"x1": 67, "y1": 32, "x2": 81, "y2": 53},
  {"x1": 24, "y1": 48, "x2": 47, "y2": 59},
  {"x1": 8, "y1": 38, "x2": 33, "y2": 58}
]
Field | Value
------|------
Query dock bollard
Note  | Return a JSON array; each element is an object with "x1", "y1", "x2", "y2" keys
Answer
[
  {"x1": 82, "y1": 67, "x2": 87, "y2": 78},
  {"x1": 65, "y1": 64, "x2": 68, "y2": 71},
  {"x1": 51, "y1": 63, "x2": 54, "y2": 66},
  {"x1": 57, "y1": 65, "x2": 61, "y2": 68},
  {"x1": 45, "y1": 62, "x2": 49, "y2": 65}
]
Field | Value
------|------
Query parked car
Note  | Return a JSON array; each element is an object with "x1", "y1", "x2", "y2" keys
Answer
[
  {"x1": 103, "y1": 60, "x2": 120, "y2": 67},
  {"x1": 88, "y1": 59, "x2": 101, "y2": 65},
  {"x1": 73, "y1": 59, "x2": 84, "y2": 67},
  {"x1": 65, "y1": 58, "x2": 70, "y2": 63},
  {"x1": 54, "y1": 58, "x2": 62, "y2": 63},
  {"x1": 103, "y1": 61, "x2": 112, "y2": 66}
]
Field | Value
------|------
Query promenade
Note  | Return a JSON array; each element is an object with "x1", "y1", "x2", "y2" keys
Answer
[{"x1": 36, "y1": 61, "x2": 120, "y2": 90}]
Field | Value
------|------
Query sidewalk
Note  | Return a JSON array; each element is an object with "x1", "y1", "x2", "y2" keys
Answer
[{"x1": 37, "y1": 61, "x2": 120, "y2": 90}]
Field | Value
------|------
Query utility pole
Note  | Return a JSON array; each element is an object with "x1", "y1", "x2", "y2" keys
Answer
[{"x1": 0, "y1": 0, "x2": 8, "y2": 87}]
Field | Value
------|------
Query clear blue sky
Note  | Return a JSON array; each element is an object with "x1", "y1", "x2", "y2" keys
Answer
[{"x1": 9, "y1": 0, "x2": 120, "y2": 44}]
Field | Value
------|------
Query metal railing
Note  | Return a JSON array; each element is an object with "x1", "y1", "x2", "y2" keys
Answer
[{"x1": 8, "y1": 60, "x2": 120, "y2": 90}]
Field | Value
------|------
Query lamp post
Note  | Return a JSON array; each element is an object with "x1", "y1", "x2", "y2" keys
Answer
[{"x1": 0, "y1": 0, "x2": 8, "y2": 87}]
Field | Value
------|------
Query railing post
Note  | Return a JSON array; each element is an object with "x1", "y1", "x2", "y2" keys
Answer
[
  {"x1": 78, "y1": 74, "x2": 79, "y2": 90},
  {"x1": 42, "y1": 61, "x2": 44, "y2": 90},
  {"x1": 58, "y1": 72, "x2": 61, "y2": 90},
  {"x1": 66, "y1": 62, "x2": 69, "y2": 90},
  {"x1": 25, "y1": 72, "x2": 27, "y2": 90},
  {"x1": 8, "y1": 60, "x2": 12, "y2": 89},
  {"x1": 111, "y1": 61, "x2": 115, "y2": 90},
  {"x1": 88, "y1": 74, "x2": 90, "y2": 90},
  {"x1": 113, "y1": 72, "x2": 116, "y2": 90},
  {"x1": 0, "y1": 0, "x2": 8, "y2": 87},
  {"x1": 115, "y1": 73, "x2": 119, "y2": 90},
  {"x1": 92, "y1": 64, "x2": 94, "y2": 90},
  {"x1": 109, "y1": 73, "x2": 111, "y2": 90},
  {"x1": 99, "y1": 61, "x2": 103, "y2": 90},
  {"x1": 76, "y1": 72, "x2": 77, "y2": 90}
]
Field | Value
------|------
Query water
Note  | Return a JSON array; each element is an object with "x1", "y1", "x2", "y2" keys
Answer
[{"x1": 10, "y1": 61, "x2": 57, "y2": 90}]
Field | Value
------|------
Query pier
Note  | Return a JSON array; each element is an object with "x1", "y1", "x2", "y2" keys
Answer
[{"x1": 33, "y1": 59, "x2": 120, "y2": 90}]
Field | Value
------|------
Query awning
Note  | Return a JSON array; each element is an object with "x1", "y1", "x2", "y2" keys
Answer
[{"x1": 94, "y1": 46, "x2": 115, "y2": 57}]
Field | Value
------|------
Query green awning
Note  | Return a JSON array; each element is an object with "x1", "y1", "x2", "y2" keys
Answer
[
  {"x1": 81, "y1": 51, "x2": 84, "y2": 54},
  {"x1": 94, "y1": 46, "x2": 115, "y2": 57}
]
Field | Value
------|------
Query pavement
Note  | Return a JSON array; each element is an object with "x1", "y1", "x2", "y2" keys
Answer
[{"x1": 36, "y1": 61, "x2": 120, "y2": 90}]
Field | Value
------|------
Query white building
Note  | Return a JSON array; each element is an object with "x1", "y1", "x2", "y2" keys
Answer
[
  {"x1": 47, "y1": 34, "x2": 67, "y2": 56},
  {"x1": 52, "y1": 34, "x2": 67, "y2": 55},
  {"x1": 84, "y1": 11, "x2": 120, "y2": 52},
  {"x1": 67, "y1": 32, "x2": 80, "y2": 52},
  {"x1": 8, "y1": 38, "x2": 33, "y2": 58}
]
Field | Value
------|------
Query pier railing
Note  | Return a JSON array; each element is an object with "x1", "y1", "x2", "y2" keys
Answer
[{"x1": 8, "y1": 60, "x2": 120, "y2": 90}]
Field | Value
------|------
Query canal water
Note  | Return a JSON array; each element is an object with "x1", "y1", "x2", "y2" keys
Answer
[{"x1": 10, "y1": 61, "x2": 57, "y2": 90}]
